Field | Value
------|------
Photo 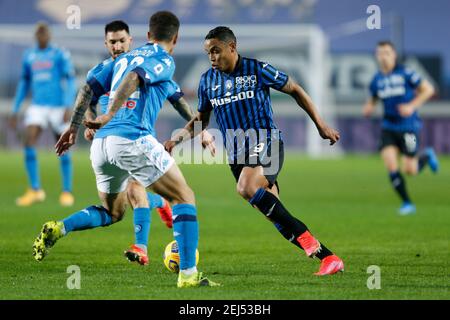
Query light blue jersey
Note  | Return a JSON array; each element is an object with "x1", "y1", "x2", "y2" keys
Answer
[
  {"x1": 86, "y1": 53, "x2": 183, "y2": 137},
  {"x1": 13, "y1": 44, "x2": 76, "y2": 113},
  {"x1": 87, "y1": 43, "x2": 183, "y2": 140}
]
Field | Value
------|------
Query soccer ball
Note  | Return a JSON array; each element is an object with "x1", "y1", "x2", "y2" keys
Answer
[{"x1": 163, "y1": 240, "x2": 199, "y2": 273}]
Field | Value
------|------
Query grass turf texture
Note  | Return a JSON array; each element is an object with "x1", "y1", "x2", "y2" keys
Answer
[{"x1": 0, "y1": 150, "x2": 448, "y2": 299}]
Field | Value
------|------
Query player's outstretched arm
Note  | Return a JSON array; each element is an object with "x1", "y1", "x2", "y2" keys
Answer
[
  {"x1": 55, "y1": 83, "x2": 94, "y2": 156},
  {"x1": 398, "y1": 79, "x2": 435, "y2": 117},
  {"x1": 164, "y1": 111, "x2": 212, "y2": 154},
  {"x1": 281, "y1": 78, "x2": 340, "y2": 145},
  {"x1": 171, "y1": 98, "x2": 216, "y2": 155},
  {"x1": 84, "y1": 71, "x2": 140, "y2": 129}
]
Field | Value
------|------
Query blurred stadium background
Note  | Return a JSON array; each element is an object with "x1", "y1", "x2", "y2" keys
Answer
[{"x1": 1, "y1": 0, "x2": 449, "y2": 155}]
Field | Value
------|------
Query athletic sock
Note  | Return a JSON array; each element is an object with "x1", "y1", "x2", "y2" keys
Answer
[
  {"x1": 59, "y1": 152, "x2": 73, "y2": 192},
  {"x1": 24, "y1": 147, "x2": 40, "y2": 190},
  {"x1": 418, "y1": 151, "x2": 430, "y2": 173},
  {"x1": 249, "y1": 188, "x2": 308, "y2": 235},
  {"x1": 172, "y1": 204, "x2": 198, "y2": 270},
  {"x1": 389, "y1": 171, "x2": 411, "y2": 203},
  {"x1": 134, "y1": 207, "x2": 150, "y2": 250},
  {"x1": 147, "y1": 192, "x2": 164, "y2": 210},
  {"x1": 250, "y1": 188, "x2": 334, "y2": 260},
  {"x1": 62, "y1": 205, "x2": 113, "y2": 234}
]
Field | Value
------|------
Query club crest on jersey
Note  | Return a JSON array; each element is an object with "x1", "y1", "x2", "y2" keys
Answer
[
  {"x1": 235, "y1": 75, "x2": 257, "y2": 89},
  {"x1": 226, "y1": 80, "x2": 233, "y2": 90}
]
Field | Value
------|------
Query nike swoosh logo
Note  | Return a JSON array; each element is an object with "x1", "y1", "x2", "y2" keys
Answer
[
  {"x1": 212, "y1": 85, "x2": 221, "y2": 91},
  {"x1": 249, "y1": 153, "x2": 258, "y2": 157},
  {"x1": 266, "y1": 203, "x2": 276, "y2": 217}
]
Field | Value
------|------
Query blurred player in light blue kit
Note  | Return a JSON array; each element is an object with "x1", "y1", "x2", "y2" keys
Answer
[
  {"x1": 33, "y1": 12, "x2": 218, "y2": 288},
  {"x1": 363, "y1": 41, "x2": 439, "y2": 215},
  {"x1": 10, "y1": 22, "x2": 76, "y2": 207}
]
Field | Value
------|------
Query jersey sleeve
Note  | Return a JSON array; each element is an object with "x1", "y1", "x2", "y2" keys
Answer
[
  {"x1": 404, "y1": 67, "x2": 422, "y2": 89},
  {"x1": 197, "y1": 74, "x2": 212, "y2": 112},
  {"x1": 86, "y1": 59, "x2": 115, "y2": 99},
  {"x1": 132, "y1": 54, "x2": 175, "y2": 86},
  {"x1": 259, "y1": 61, "x2": 289, "y2": 90},
  {"x1": 369, "y1": 76, "x2": 378, "y2": 99},
  {"x1": 167, "y1": 80, "x2": 184, "y2": 104}
]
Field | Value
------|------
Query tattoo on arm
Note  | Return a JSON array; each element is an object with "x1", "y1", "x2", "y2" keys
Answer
[
  {"x1": 171, "y1": 97, "x2": 195, "y2": 121},
  {"x1": 70, "y1": 83, "x2": 93, "y2": 129},
  {"x1": 108, "y1": 72, "x2": 139, "y2": 116}
]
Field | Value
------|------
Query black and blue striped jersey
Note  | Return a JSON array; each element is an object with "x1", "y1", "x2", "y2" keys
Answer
[{"x1": 198, "y1": 55, "x2": 288, "y2": 161}]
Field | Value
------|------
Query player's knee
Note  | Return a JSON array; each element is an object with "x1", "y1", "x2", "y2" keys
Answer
[
  {"x1": 109, "y1": 208, "x2": 126, "y2": 223},
  {"x1": 404, "y1": 166, "x2": 417, "y2": 176},
  {"x1": 236, "y1": 181, "x2": 257, "y2": 201},
  {"x1": 172, "y1": 186, "x2": 195, "y2": 205}
]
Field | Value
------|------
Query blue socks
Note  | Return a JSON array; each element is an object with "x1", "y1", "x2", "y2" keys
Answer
[
  {"x1": 147, "y1": 193, "x2": 164, "y2": 210},
  {"x1": 133, "y1": 207, "x2": 151, "y2": 248},
  {"x1": 59, "y1": 152, "x2": 72, "y2": 192},
  {"x1": 62, "y1": 205, "x2": 112, "y2": 234},
  {"x1": 24, "y1": 147, "x2": 40, "y2": 190},
  {"x1": 172, "y1": 204, "x2": 199, "y2": 270}
]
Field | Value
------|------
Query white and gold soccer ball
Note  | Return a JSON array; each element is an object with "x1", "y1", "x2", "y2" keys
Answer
[{"x1": 163, "y1": 240, "x2": 199, "y2": 273}]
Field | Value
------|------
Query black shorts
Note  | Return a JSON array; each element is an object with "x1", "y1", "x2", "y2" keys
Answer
[
  {"x1": 379, "y1": 129, "x2": 420, "y2": 157},
  {"x1": 229, "y1": 139, "x2": 284, "y2": 190}
]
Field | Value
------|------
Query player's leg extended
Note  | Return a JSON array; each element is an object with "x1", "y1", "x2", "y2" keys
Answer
[
  {"x1": 17, "y1": 125, "x2": 45, "y2": 206},
  {"x1": 238, "y1": 166, "x2": 344, "y2": 275},
  {"x1": 32, "y1": 191, "x2": 128, "y2": 261},
  {"x1": 381, "y1": 146, "x2": 415, "y2": 214},
  {"x1": 151, "y1": 163, "x2": 219, "y2": 287},
  {"x1": 125, "y1": 180, "x2": 151, "y2": 265}
]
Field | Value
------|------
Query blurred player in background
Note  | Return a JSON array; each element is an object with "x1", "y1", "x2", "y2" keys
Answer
[
  {"x1": 33, "y1": 11, "x2": 218, "y2": 288},
  {"x1": 10, "y1": 22, "x2": 76, "y2": 207},
  {"x1": 363, "y1": 41, "x2": 439, "y2": 215},
  {"x1": 165, "y1": 26, "x2": 344, "y2": 276},
  {"x1": 84, "y1": 20, "x2": 175, "y2": 265}
]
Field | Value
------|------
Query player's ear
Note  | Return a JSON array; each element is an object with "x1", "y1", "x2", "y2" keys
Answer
[
  {"x1": 172, "y1": 32, "x2": 178, "y2": 46},
  {"x1": 147, "y1": 31, "x2": 151, "y2": 42},
  {"x1": 229, "y1": 41, "x2": 236, "y2": 53}
]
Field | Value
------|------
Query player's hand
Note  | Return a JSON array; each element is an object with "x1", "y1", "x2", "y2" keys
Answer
[
  {"x1": 55, "y1": 126, "x2": 78, "y2": 156},
  {"x1": 83, "y1": 113, "x2": 113, "y2": 129},
  {"x1": 363, "y1": 103, "x2": 375, "y2": 117},
  {"x1": 200, "y1": 130, "x2": 216, "y2": 156},
  {"x1": 163, "y1": 140, "x2": 177, "y2": 155},
  {"x1": 318, "y1": 124, "x2": 340, "y2": 145},
  {"x1": 398, "y1": 103, "x2": 416, "y2": 117},
  {"x1": 83, "y1": 128, "x2": 96, "y2": 141},
  {"x1": 63, "y1": 108, "x2": 72, "y2": 123},
  {"x1": 8, "y1": 114, "x2": 18, "y2": 130}
]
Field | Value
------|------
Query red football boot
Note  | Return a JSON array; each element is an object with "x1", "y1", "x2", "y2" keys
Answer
[
  {"x1": 157, "y1": 199, "x2": 173, "y2": 228},
  {"x1": 297, "y1": 231, "x2": 321, "y2": 257},
  {"x1": 314, "y1": 255, "x2": 344, "y2": 276},
  {"x1": 124, "y1": 244, "x2": 149, "y2": 266}
]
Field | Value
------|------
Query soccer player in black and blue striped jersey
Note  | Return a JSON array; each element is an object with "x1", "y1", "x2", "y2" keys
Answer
[
  {"x1": 165, "y1": 26, "x2": 344, "y2": 276},
  {"x1": 363, "y1": 41, "x2": 438, "y2": 215}
]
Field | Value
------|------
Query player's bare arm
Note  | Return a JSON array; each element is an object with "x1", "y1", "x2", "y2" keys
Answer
[
  {"x1": 84, "y1": 71, "x2": 140, "y2": 129},
  {"x1": 363, "y1": 96, "x2": 378, "y2": 117},
  {"x1": 164, "y1": 111, "x2": 212, "y2": 154},
  {"x1": 55, "y1": 83, "x2": 94, "y2": 156},
  {"x1": 281, "y1": 77, "x2": 340, "y2": 145},
  {"x1": 171, "y1": 97, "x2": 215, "y2": 155},
  {"x1": 399, "y1": 80, "x2": 435, "y2": 117}
]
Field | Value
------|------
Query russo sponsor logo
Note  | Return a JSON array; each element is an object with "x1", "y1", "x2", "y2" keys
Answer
[{"x1": 210, "y1": 90, "x2": 255, "y2": 108}]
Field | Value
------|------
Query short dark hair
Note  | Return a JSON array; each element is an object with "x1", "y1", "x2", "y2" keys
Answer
[
  {"x1": 205, "y1": 26, "x2": 236, "y2": 44},
  {"x1": 377, "y1": 40, "x2": 396, "y2": 50},
  {"x1": 149, "y1": 11, "x2": 180, "y2": 41},
  {"x1": 104, "y1": 20, "x2": 130, "y2": 35}
]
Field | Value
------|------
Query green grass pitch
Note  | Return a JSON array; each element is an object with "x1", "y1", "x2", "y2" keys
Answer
[{"x1": 0, "y1": 150, "x2": 448, "y2": 299}]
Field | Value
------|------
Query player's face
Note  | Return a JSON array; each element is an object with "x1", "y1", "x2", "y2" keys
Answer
[
  {"x1": 204, "y1": 38, "x2": 236, "y2": 73},
  {"x1": 105, "y1": 30, "x2": 132, "y2": 59},
  {"x1": 35, "y1": 28, "x2": 50, "y2": 49},
  {"x1": 376, "y1": 45, "x2": 397, "y2": 71}
]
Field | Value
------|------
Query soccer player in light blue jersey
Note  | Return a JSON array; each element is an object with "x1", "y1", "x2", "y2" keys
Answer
[
  {"x1": 363, "y1": 41, "x2": 438, "y2": 215},
  {"x1": 10, "y1": 22, "x2": 76, "y2": 207},
  {"x1": 84, "y1": 20, "x2": 174, "y2": 265},
  {"x1": 33, "y1": 12, "x2": 218, "y2": 288}
]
